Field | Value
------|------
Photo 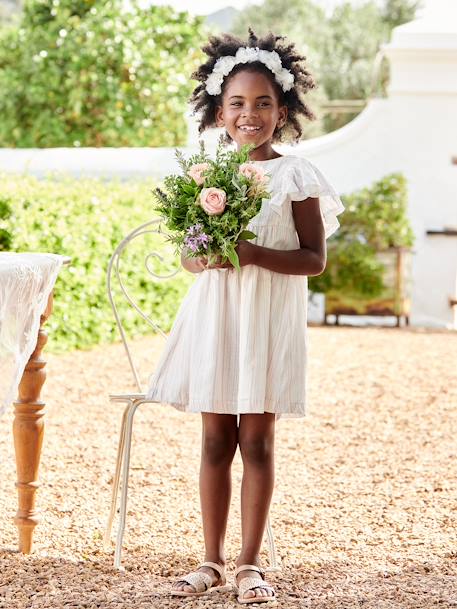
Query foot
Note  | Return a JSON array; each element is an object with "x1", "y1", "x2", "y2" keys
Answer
[
  {"x1": 172, "y1": 562, "x2": 224, "y2": 594},
  {"x1": 235, "y1": 565, "x2": 275, "y2": 601}
]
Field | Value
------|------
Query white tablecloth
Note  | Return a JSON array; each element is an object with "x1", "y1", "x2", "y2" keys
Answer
[{"x1": 0, "y1": 252, "x2": 66, "y2": 417}]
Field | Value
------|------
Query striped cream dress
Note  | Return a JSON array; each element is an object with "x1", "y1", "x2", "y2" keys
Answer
[{"x1": 146, "y1": 155, "x2": 344, "y2": 420}]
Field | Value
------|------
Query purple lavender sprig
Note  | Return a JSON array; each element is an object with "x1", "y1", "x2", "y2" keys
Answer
[{"x1": 184, "y1": 223, "x2": 212, "y2": 253}]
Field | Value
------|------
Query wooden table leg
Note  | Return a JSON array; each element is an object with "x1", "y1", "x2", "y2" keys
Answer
[{"x1": 12, "y1": 291, "x2": 53, "y2": 554}]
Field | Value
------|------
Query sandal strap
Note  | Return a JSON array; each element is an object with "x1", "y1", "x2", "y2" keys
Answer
[
  {"x1": 235, "y1": 564, "x2": 265, "y2": 578},
  {"x1": 238, "y1": 577, "x2": 275, "y2": 597},
  {"x1": 200, "y1": 561, "x2": 225, "y2": 580},
  {"x1": 176, "y1": 570, "x2": 213, "y2": 593}
]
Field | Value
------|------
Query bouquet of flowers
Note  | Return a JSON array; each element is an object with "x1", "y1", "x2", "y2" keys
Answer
[{"x1": 153, "y1": 140, "x2": 270, "y2": 271}]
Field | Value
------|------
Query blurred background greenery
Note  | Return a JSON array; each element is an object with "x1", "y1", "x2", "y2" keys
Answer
[
  {"x1": 0, "y1": 170, "x2": 414, "y2": 350},
  {"x1": 0, "y1": 0, "x2": 421, "y2": 147},
  {"x1": 0, "y1": 0, "x2": 417, "y2": 348}
]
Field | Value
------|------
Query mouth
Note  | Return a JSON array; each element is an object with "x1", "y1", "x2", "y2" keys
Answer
[{"x1": 237, "y1": 125, "x2": 263, "y2": 134}]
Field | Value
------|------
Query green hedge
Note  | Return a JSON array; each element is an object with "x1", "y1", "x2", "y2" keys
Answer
[
  {"x1": 0, "y1": 174, "x2": 193, "y2": 352},
  {"x1": 0, "y1": 171, "x2": 414, "y2": 353},
  {"x1": 309, "y1": 172, "x2": 415, "y2": 299}
]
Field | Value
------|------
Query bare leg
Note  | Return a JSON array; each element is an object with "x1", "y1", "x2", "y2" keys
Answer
[
  {"x1": 236, "y1": 413, "x2": 276, "y2": 600},
  {"x1": 173, "y1": 413, "x2": 238, "y2": 593}
]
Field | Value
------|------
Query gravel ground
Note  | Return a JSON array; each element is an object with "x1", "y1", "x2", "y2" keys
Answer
[{"x1": 1, "y1": 326, "x2": 456, "y2": 609}]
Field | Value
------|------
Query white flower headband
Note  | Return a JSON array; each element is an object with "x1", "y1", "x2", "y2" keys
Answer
[{"x1": 205, "y1": 46, "x2": 295, "y2": 96}]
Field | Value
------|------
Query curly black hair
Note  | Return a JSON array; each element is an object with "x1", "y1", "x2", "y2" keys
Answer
[{"x1": 189, "y1": 28, "x2": 317, "y2": 144}]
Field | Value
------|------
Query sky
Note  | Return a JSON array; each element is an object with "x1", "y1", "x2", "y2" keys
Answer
[
  {"x1": 145, "y1": 0, "x2": 437, "y2": 17},
  {"x1": 147, "y1": 0, "x2": 348, "y2": 15}
]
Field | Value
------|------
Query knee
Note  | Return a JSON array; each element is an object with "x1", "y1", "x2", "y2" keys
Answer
[
  {"x1": 202, "y1": 432, "x2": 237, "y2": 466},
  {"x1": 239, "y1": 435, "x2": 273, "y2": 466}
]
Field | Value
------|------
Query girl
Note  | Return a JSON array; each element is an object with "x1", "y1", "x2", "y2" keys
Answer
[{"x1": 146, "y1": 29, "x2": 344, "y2": 604}]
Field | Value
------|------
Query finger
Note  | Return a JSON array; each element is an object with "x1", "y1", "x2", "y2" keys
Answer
[{"x1": 207, "y1": 263, "x2": 230, "y2": 269}]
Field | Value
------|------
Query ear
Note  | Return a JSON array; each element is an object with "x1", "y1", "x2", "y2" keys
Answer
[
  {"x1": 215, "y1": 105, "x2": 225, "y2": 128},
  {"x1": 277, "y1": 105, "x2": 288, "y2": 129}
]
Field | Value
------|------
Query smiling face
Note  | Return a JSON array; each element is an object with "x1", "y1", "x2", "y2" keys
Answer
[{"x1": 215, "y1": 68, "x2": 288, "y2": 160}]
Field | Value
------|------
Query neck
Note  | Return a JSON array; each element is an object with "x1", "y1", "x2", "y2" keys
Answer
[{"x1": 242, "y1": 142, "x2": 280, "y2": 162}]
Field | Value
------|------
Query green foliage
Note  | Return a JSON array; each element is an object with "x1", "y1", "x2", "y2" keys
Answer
[
  {"x1": 0, "y1": 195, "x2": 13, "y2": 249},
  {"x1": 0, "y1": 171, "x2": 415, "y2": 352},
  {"x1": 232, "y1": 0, "x2": 330, "y2": 138},
  {"x1": 0, "y1": 174, "x2": 194, "y2": 352},
  {"x1": 321, "y1": 2, "x2": 387, "y2": 101},
  {"x1": 309, "y1": 173, "x2": 415, "y2": 299},
  {"x1": 231, "y1": 0, "x2": 421, "y2": 135},
  {"x1": 318, "y1": 1, "x2": 422, "y2": 131},
  {"x1": 382, "y1": 0, "x2": 422, "y2": 28},
  {"x1": 154, "y1": 141, "x2": 268, "y2": 270},
  {"x1": 337, "y1": 173, "x2": 415, "y2": 250},
  {"x1": 0, "y1": 0, "x2": 204, "y2": 147},
  {"x1": 232, "y1": 0, "x2": 328, "y2": 67}
]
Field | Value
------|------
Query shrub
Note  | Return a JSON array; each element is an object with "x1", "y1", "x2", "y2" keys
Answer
[
  {"x1": 309, "y1": 173, "x2": 415, "y2": 299},
  {"x1": 0, "y1": 195, "x2": 12, "y2": 249},
  {"x1": 0, "y1": 0, "x2": 204, "y2": 147},
  {"x1": 0, "y1": 171, "x2": 414, "y2": 353},
  {"x1": 0, "y1": 174, "x2": 193, "y2": 352}
]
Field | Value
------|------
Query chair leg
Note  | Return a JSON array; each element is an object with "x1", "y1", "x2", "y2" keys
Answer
[
  {"x1": 104, "y1": 402, "x2": 130, "y2": 549},
  {"x1": 114, "y1": 400, "x2": 141, "y2": 570},
  {"x1": 265, "y1": 515, "x2": 281, "y2": 573}
]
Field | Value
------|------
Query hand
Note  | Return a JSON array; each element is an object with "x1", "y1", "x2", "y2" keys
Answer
[
  {"x1": 203, "y1": 253, "x2": 233, "y2": 270},
  {"x1": 196, "y1": 241, "x2": 257, "y2": 271},
  {"x1": 235, "y1": 240, "x2": 257, "y2": 267},
  {"x1": 205, "y1": 241, "x2": 257, "y2": 270},
  {"x1": 181, "y1": 252, "x2": 231, "y2": 272}
]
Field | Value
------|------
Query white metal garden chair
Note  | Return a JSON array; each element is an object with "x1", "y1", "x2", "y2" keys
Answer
[{"x1": 103, "y1": 218, "x2": 280, "y2": 573}]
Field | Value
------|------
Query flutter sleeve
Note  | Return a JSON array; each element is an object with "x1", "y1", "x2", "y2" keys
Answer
[{"x1": 287, "y1": 157, "x2": 345, "y2": 239}]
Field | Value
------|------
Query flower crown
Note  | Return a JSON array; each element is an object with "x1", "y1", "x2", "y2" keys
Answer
[{"x1": 205, "y1": 46, "x2": 295, "y2": 96}]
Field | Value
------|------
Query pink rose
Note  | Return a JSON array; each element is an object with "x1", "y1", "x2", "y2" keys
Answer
[
  {"x1": 238, "y1": 163, "x2": 269, "y2": 185},
  {"x1": 199, "y1": 187, "x2": 226, "y2": 215},
  {"x1": 188, "y1": 162, "x2": 210, "y2": 186}
]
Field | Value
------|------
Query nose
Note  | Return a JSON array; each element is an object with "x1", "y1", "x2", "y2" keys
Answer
[{"x1": 241, "y1": 104, "x2": 260, "y2": 118}]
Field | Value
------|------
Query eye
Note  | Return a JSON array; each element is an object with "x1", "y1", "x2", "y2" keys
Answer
[{"x1": 230, "y1": 102, "x2": 242, "y2": 106}]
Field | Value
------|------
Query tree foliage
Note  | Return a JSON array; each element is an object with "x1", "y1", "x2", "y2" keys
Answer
[
  {"x1": 309, "y1": 173, "x2": 415, "y2": 299},
  {"x1": 382, "y1": 0, "x2": 422, "y2": 28},
  {"x1": 0, "y1": 0, "x2": 205, "y2": 147},
  {"x1": 231, "y1": 0, "x2": 330, "y2": 138},
  {"x1": 232, "y1": 0, "x2": 421, "y2": 135}
]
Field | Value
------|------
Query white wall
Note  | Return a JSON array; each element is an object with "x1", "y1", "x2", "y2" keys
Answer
[{"x1": 277, "y1": 96, "x2": 457, "y2": 329}]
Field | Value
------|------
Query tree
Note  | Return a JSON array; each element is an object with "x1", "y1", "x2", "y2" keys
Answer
[
  {"x1": 321, "y1": 2, "x2": 386, "y2": 101},
  {"x1": 229, "y1": 0, "x2": 421, "y2": 136},
  {"x1": 0, "y1": 0, "x2": 205, "y2": 147},
  {"x1": 231, "y1": 0, "x2": 331, "y2": 138},
  {"x1": 382, "y1": 0, "x2": 422, "y2": 29},
  {"x1": 232, "y1": 0, "x2": 329, "y2": 63}
]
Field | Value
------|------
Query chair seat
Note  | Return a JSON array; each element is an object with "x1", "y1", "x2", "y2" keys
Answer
[{"x1": 109, "y1": 392, "x2": 148, "y2": 402}]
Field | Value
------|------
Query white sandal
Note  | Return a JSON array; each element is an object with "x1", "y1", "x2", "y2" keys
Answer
[
  {"x1": 234, "y1": 564, "x2": 276, "y2": 605},
  {"x1": 170, "y1": 561, "x2": 232, "y2": 597}
]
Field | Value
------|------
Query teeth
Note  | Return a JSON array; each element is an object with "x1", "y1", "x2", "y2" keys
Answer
[{"x1": 239, "y1": 126, "x2": 261, "y2": 131}]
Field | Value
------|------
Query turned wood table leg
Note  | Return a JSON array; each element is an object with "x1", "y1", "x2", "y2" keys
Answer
[{"x1": 12, "y1": 291, "x2": 53, "y2": 554}]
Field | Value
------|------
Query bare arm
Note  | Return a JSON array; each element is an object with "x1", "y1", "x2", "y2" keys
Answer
[{"x1": 237, "y1": 197, "x2": 327, "y2": 276}]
